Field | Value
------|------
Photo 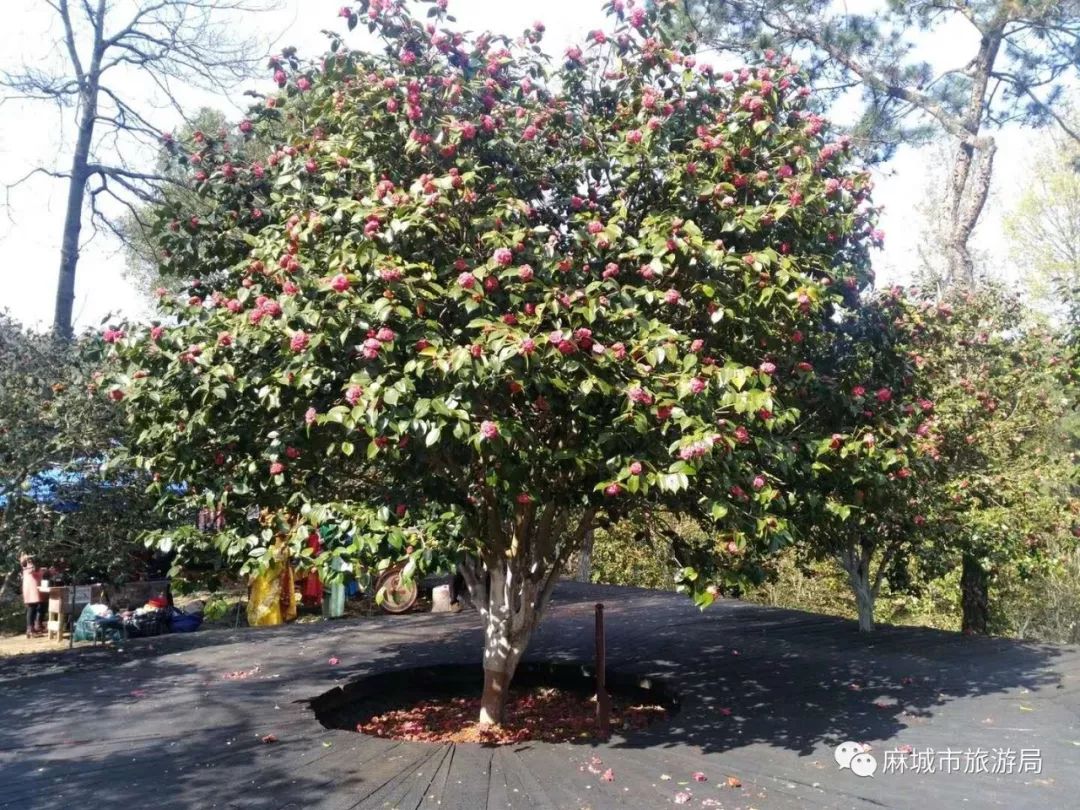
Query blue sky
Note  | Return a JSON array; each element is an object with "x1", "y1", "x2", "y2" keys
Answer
[{"x1": 0, "y1": 0, "x2": 1045, "y2": 331}]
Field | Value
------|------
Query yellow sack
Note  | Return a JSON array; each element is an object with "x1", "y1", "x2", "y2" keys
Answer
[{"x1": 247, "y1": 545, "x2": 298, "y2": 626}]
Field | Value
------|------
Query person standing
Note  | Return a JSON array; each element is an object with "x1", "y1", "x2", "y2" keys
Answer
[{"x1": 20, "y1": 554, "x2": 44, "y2": 638}]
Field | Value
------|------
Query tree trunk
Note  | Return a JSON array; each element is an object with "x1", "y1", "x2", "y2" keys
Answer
[
  {"x1": 576, "y1": 527, "x2": 594, "y2": 582},
  {"x1": 53, "y1": 0, "x2": 105, "y2": 339},
  {"x1": 839, "y1": 543, "x2": 876, "y2": 633},
  {"x1": 54, "y1": 111, "x2": 96, "y2": 339},
  {"x1": 472, "y1": 561, "x2": 536, "y2": 725},
  {"x1": 961, "y1": 553, "x2": 990, "y2": 635},
  {"x1": 463, "y1": 506, "x2": 597, "y2": 725}
]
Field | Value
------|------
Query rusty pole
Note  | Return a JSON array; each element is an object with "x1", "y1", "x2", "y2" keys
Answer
[{"x1": 595, "y1": 602, "x2": 611, "y2": 733}]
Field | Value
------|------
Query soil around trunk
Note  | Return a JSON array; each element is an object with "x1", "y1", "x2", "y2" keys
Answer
[{"x1": 311, "y1": 661, "x2": 677, "y2": 746}]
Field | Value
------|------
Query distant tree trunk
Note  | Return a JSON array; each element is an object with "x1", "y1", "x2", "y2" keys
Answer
[
  {"x1": 576, "y1": 527, "x2": 594, "y2": 582},
  {"x1": 0, "y1": 569, "x2": 12, "y2": 600},
  {"x1": 53, "y1": 1, "x2": 104, "y2": 339},
  {"x1": 961, "y1": 553, "x2": 990, "y2": 635}
]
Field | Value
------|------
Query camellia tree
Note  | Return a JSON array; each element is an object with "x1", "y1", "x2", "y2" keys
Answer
[
  {"x1": 106, "y1": 0, "x2": 882, "y2": 723},
  {"x1": 906, "y1": 285, "x2": 1076, "y2": 634},
  {"x1": 779, "y1": 291, "x2": 937, "y2": 632}
]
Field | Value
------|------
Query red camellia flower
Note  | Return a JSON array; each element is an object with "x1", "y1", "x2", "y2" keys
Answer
[
  {"x1": 290, "y1": 331, "x2": 310, "y2": 352},
  {"x1": 330, "y1": 274, "x2": 350, "y2": 292},
  {"x1": 285, "y1": 446, "x2": 300, "y2": 459},
  {"x1": 875, "y1": 387, "x2": 892, "y2": 403}
]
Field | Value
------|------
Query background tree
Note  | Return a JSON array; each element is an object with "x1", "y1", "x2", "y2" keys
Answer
[
  {"x1": 1003, "y1": 121, "x2": 1080, "y2": 313},
  {"x1": 681, "y1": 0, "x2": 1080, "y2": 287},
  {"x1": 784, "y1": 292, "x2": 936, "y2": 632},
  {"x1": 0, "y1": 313, "x2": 161, "y2": 595},
  {"x1": 909, "y1": 284, "x2": 1076, "y2": 633},
  {"x1": 107, "y1": 0, "x2": 881, "y2": 724},
  {"x1": 1, "y1": 0, "x2": 274, "y2": 338},
  {"x1": 120, "y1": 107, "x2": 273, "y2": 300}
]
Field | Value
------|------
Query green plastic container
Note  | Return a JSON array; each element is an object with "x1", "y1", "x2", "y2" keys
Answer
[{"x1": 322, "y1": 582, "x2": 345, "y2": 618}]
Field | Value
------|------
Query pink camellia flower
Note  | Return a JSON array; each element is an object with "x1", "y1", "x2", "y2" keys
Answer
[
  {"x1": 305, "y1": 407, "x2": 317, "y2": 426},
  {"x1": 217, "y1": 332, "x2": 233, "y2": 347},
  {"x1": 897, "y1": 467, "x2": 912, "y2": 479},
  {"x1": 345, "y1": 385, "x2": 362, "y2": 406},
  {"x1": 626, "y1": 129, "x2": 642, "y2": 144},
  {"x1": 919, "y1": 398, "x2": 934, "y2": 412},
  {"x1": 914, "y1": 515, "x2": 927, "y2": 526},
  {"x1": 852, "y1": 385, "x2": 866, "y2": 398},
  {"x1": 690, "y1": 339, "x2": 704, "y2": 353},
  {"x1": 689, "y1": 377, "x2": 706, "y2": 394},
  {"x1": 863, "y1": 433, "x2": 876, "y2": 447},
  {"x1": 796, "y1": 361, "x2": 813, "y2": 372},
  {"x1": 518, "y1": 264, "x2": 534, "y2": 281},
  {"x1": 103, "y1": 328, "x2": 125, "y2": 343},
  {"x1": 457, "y1": 271, "x2": 476, "y2": 289},
  {"x1": 492, "y1": 247, "x2": 513, "y2": 266},
  {"x1": 610, "y1": 342, "x2": 627, "y2": 360},
  {"x1": 875, "y1": 387, "x2": 892, "y2": 403},
  {"x1": 520, "y1": 337, "x2": 536, "y2": 355},
  {"x1": 664, "y1": 288, "x2": 681, "y2": 305},
  {"x1": 604, "y1": 483, "x2": 622, "y2": 497},
  {"x1": 628, "y1": 387, "x2": 654, "y2": 406},
  {"x1": 330, "y1": 274, "x2": 350, "y2": 292},
  {"x1": 629, "y1": 461, "x2": 643, "y2": 476},
  {"x1": 479, "y1": 420, "x2": 499, "y2": 440},
  {"x1": 587, "y1": 220, "x2": 604, "y2": 235},
  {"x1": 830, "y1": 433, "x2": 844, "y2": 450},
  {"x1": 629, "y1": 6, "x2": 646, "y2": 27},
  {"x1": 752, "y1": 475, "x2": 766, "y2": 490},
  {"x1": 270, "y1": 461, "x2": 285, "y2": 475},
  {"x1": 379, "y1": 266, "x2": 402, "y2": 282},
  {"x1": 376, "y1": 327, "x2": 396, "y2": 343},
  {"x1": 759, "y1": 361, "x2": 777, "y2": 375},
  {"x1": 566, "y1": 45, "x2": 583, "y2": 63},
  {"x1": 290, "y1": 331, "x2": 310, "y2": 352},
  {"x1": 296, "y1": 76, "x2": 311, "y2": 92}
]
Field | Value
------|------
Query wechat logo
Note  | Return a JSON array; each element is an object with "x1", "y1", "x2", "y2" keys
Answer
[{"x1": 835, "y1": 741, "x2": 878, "y2": 778}]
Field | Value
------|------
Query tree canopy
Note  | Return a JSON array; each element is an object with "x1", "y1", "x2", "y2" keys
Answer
[{"x1": 105, "y1": 0, "x2": 885, "y2": 722}]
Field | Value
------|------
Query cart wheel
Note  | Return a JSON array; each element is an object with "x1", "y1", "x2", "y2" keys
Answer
[{"x1": 376, "y1": 566, "x2": 418, "y2": 614}]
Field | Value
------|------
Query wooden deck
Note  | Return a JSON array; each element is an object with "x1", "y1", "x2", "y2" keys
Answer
[{"x1": 1, "y1": 582, "x2": 1077, "y2": 809}]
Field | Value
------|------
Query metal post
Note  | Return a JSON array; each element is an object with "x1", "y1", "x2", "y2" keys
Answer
[{"x1": 595, "y1": 603, "x2": 610, "y2": 733}]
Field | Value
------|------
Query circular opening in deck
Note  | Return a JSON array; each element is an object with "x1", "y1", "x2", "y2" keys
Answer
[{"x1": 310, "y1": 662, "x2": 679, "y2": 745}]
